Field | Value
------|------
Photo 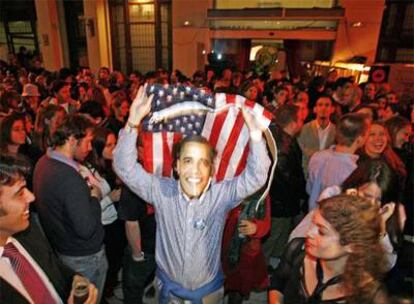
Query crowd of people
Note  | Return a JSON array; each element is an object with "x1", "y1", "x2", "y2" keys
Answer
[{"x1": 0, "y1": 54, "x2": 413, "y2": 304}]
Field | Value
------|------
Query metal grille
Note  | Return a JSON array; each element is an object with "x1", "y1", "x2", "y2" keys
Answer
[
  {"x1": 129, "y1": 2, "x2": 156, "y2": 72},
  {"x1": 130, "y1": 24, "x2": 155, "y2": 47},
  {"x1": 109, "y1": 0, "x2": 171, "y2": 73},
  {"x1": 160, "y1": 3, "x2": 170, "y2": 69},
  {"x1": 0, "y1": 22, "x2": 6, "y2": 45},
  {"x1": 403, "y1": 4, "x2": 414, "y2": 31},
  {"x1": 132, "y1": 47, "x2": 155, "y2": 72}
]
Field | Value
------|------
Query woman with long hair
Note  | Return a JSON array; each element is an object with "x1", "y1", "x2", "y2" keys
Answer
[
  {"x1": 0, "y1": 112, "x2": 27, "y2": 156},
  {"x1": 0, "y1": 112, "x2": 41, "y2": 189},
  {"x1": 105, "y1": 91, "x2": 130, "y2": 135},
  {"x1": 79, "y1": 127, "x2": 126, "y2": 299},
  {"x1": 358, "y1": 121, "x2": 407, "y2": 199},
  {"x1": 32, "y1": 104, "x2": 67, "y2": 152},
  {"x1": 269, "y1": 194, "x2": 387, "y2": 304},
  {"x1": 385, "y1": 115, "x2": 412, "y2": 162},
  {"x1": 384, "y1": 111, "x2": 414, "y2": 297},
  {"x1": 357, "y1": 122, "x2": 406, "y2": 245},
  {"x1": 290, "y1": 159, "x2": 399, "y2": 269},
  {"x1": 221, "y1": 196, "x2": 271, "y2": 304},
  {"x1": 88, "y1": 127, "x2": 118, "y2": 187}
]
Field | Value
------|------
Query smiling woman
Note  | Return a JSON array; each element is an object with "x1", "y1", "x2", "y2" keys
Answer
[
  {"x1": 364, "y1": 123, "x2": 388, "y2": 159},
  {"x1": 357, "y1": 121, "x2": 407, "y2": 204}
]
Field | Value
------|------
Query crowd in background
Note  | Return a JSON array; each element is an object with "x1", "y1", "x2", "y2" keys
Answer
[{"x1": 0, "y1": 52, "x2": 413, "y2": 304}]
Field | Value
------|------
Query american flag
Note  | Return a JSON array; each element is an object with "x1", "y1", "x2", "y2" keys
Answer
[{"x1": 139, "y1": 84, "x2": 273, "y2": 182}]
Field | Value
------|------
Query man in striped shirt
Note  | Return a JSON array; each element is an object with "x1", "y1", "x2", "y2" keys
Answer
[{"x1": 113, "y1": 86, "x2": 271, "y2": 303}]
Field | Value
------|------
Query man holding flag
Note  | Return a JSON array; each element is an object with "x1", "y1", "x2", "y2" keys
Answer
[{"x1": 113, "y1": 85, "x2": 271, "y2": 304}]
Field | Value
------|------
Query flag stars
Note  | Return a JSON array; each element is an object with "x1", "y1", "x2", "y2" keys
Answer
[{"x1": 141, "y1": 84, "x2": 218, "y2": 134}]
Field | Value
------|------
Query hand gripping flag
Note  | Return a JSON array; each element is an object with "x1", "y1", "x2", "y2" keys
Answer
[{"x1": 139, "y1": 84, "x2": 278, "y2": 210}]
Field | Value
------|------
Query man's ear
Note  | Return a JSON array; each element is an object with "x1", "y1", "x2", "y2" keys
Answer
[
  {"x1": 67, "y1": 135, "x2": 77, "y2": 146},
  {"x1": 210, "y1": 164, "x2": 215, "y2": 178},
  {"x1": 175, "y1": 159, "x2": 181, "y2": 176},
  {"x1": 355, "y1": 134, "x2": 366, "y2": 147}
]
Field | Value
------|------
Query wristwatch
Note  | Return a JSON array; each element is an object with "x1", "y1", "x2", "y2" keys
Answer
[
  {"x1": 132, "y1": 251, "x2": 145, "y2": 262},
  {"x1": 125, "y1": 121, "x2": 139, "y2": 133}
]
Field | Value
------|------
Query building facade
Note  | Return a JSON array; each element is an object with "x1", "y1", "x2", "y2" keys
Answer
[{"x1": 2, "y1": 0, "x2": 410, "y2": 77}]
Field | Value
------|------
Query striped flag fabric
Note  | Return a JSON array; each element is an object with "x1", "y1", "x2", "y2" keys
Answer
[
  {"x1": 139, "y1": 84, "x2": 273, "y2": 181},
  {"x1": 202, "y1": 93, "x2": 272, "y2": 181}
]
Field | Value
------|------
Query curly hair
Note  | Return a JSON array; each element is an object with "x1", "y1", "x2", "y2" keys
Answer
[{"x1": 318, "y1": 194, "x2": 386, "y2": 304}]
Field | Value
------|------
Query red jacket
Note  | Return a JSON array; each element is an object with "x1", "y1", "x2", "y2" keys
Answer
[{"x1": 221, "y1": 197, "x2": 271, "y2": 295}]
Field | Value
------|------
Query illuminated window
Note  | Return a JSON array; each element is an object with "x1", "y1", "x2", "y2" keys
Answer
[
  {"x1": 109, "y1": 0, "x2": 171, "y2": 73},
  {"x1": 214, "y1": 0, "x2": 336, "y2": 9}
]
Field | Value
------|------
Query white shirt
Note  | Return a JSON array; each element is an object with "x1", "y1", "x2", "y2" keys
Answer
[
  {"x1": 0, "y1": 237, "x2": 62, "y2": 303},
  {"x1": 316, "y1": 121, "x2": 332, "y2": 151}
]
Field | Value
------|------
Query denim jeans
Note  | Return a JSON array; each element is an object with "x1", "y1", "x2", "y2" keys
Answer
[
  {"x1": 122, "y1": 246, "x2": 156, "y2": 304},
  {"x1": 58, "y1": 247, "x2": 108, "y2": 302}
]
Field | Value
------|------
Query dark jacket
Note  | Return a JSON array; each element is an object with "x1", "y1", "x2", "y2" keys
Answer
[
  {"x1": 0, "y1": 221, "x2": 74, "y2": 303},
  {"x1": 33, "y1": 155, "x2": 104, "y2": 256},
  {"x1": 269, "y1": 123, "x2": 307, "y2": 217}
]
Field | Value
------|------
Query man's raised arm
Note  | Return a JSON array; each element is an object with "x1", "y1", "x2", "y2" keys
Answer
[
  {"x1": 217, "y1": 107, "x2": 272, "y2": 207},
  {"x1": 113, "y1": 85, "x2": 155, "y2": 204}
]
